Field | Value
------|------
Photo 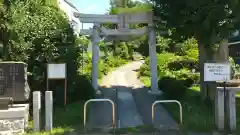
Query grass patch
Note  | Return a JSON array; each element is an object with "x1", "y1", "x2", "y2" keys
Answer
[
  {"x1": 139, "y1": 76, "x2": 151, "y2": 87},
  {"x1": 140, "y1": 76, "x2": 216, "y2": 131},
  {"x1": 189, "y1": 86, "x2": 240, "y2": 132},
  {"x1": 24, "y1": 127, "x2": 73, "y2": 135},
  {"x1": 158, "y1": 88, "x2": 215, "y2": 132},
  {"x1": 25, "y1": 101, "x2": 85, "y2": 135},
  {"x1": 112, "y1": 125, "x2": 155, "y2": 134},
  {"x1": 139, "y1": 76, "x2": 240, "y2": 132}
]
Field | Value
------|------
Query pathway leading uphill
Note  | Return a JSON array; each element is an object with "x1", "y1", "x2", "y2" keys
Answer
[
  {"x1": 68, "y1": 61, "x2": 223, "y2": 135},
  {"x1": 89, "y1": 61, "x2": 178, "y2": 130}
]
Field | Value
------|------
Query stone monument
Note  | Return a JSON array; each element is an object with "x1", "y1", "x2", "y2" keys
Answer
[{"x1": 0, "y1": 62, "x2": 30, "y2": 135}]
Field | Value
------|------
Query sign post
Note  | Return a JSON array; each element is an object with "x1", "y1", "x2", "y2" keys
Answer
[
  {"x1": 47, "y1": 63, "x2": 67, "y2": 108},
  {"x1": 204, "y1": 62, "x2": 231, "y2": 103},
  {"x1": 204, "y1": 63, "x2": 231, "y2": 130}
]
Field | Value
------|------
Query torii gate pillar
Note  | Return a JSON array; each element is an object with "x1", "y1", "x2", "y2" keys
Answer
[
  {"x1": 148, "y1": 24, "x2": 162, "y2": 95},
  {"x1": 92, "y1": 23, "x2": 101, "y2": 94}
]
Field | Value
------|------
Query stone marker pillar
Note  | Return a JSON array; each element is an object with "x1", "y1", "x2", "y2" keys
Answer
[
  {"x1": 215, "y1": 88, "x2": 225, "y2": 130},
  {"x1": 226, "y1": 90, "x2": 236, "y2": 131},
  {"x1": 148, "y1": 25, "x2": 162, "y2": 95},
  {"x1": 45, "y1": 91, "x2": 53, "y2": 131},
  {"x1": 33, "y1": 91, "x2": 41, "y2": 132},
  {"x1": 92, "y1": 23, "x2": 101, "y2": 94}
]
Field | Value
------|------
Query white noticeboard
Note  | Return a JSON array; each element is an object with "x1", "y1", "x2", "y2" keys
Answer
[
  {"x1": 204, "y1": 63, "x2": 231, "y2": 82},
  {"x1": 47, "y1": 63, "x2": 66, "y2": 79}
]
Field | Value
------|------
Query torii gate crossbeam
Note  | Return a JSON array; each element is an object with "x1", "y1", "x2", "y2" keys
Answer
[{"x1": 75, "y1": 12, "x2": 162, "y2": 95}]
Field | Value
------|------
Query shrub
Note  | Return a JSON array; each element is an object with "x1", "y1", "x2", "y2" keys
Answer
[
  {"x1": 185, "y1": 48, "x2": 199, "y2": 60},
  {"x1": 139, "y1": 53, "x2": 179, "y2": 77},
  {"x1": 138, "y1": 37, "x2": 200, "y2": 99},
  {"x1": 139, "y1": 51, "x2": 200, "y2": 90},
  {"x1": 173, "y1": 38, "x2": 198, "y2": 56},
  {"x1": 156, "y1": 36, "x2": 171, "y2": 53},
  {"x1": 156, "y1": 53, "x2": 180, "y2": 76},
  {"x1": 158, "y1": 76, "x2": 187, "y2": 100},
  {"x1": 229, "y1": 57, "x2": 240, "y2": 79},
  {"x1": 161, "y1": 68, "x2": 200, "y2": 87},
  {"x1": 167, "y1": 56, "x2": 199, "y2": 71},
  {"x1": 78, "y1": 53, "x2": 128, "y2": 84},
  {"x1": 139, "y1": 57, "x2": 150, "y2": 76},
  {"x1": 104, "y1": 55, "x2": 127, "y2": 67}
]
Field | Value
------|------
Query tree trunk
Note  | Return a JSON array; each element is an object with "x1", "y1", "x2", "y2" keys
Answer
[
  {"x1": 214, "y1": 39, "x2": 229, "y2": 62},
  {"x1": 113, "y1": 40, "x2": 117, "y2": 56},
  {"x1": 198, "y1": 39, "x2": 229, "y2": 101},
  {"x1": 209, "y1": 39, "x2": 229, "y2": 99},
  {"x1": 198, "y1": 43, "x2": 209, "y2": 100},
  {"x1": 2, "y1": 0, "x2": 10, "y2": 60},
  {"x1": 104, "y1": 46, "x2": 108, "y2": 57}
]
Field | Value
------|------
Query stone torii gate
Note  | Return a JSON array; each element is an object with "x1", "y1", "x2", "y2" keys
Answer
[{"x1": 74, "y1": 11, "x2": 163, "y2": 95}]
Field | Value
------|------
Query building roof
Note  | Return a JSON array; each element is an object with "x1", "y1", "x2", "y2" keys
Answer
[
  {"x1": 229, "y1": 36, "x2": 240, "y2": 43},
  {"x1": 229, "y1": 30, "x2": 240, "y2": 43},
  {"x1": 64, "y1": 0, "x2": 79, "y2": 12}
]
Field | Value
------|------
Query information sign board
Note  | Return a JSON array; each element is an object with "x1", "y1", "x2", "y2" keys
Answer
[{"x1": 204, "y1": 63, "x2": 231, "y2": 81}]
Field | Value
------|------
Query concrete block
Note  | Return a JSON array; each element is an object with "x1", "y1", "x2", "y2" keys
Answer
[
  {"x1": 33, "y1": 91, "x2": 41, "y2": 132},
  {"x1": 0, "y1": 104, "x2": 29, "y2": 135},
  {"x1": 45, "y1": 91, "x2": 53, "y2": 131},
  {"x1": 226, "y1": 90, "x2": 236, "y2": 131},
  {"x1": 215, "y1": 89, "x2": 225, "y2": 130}
]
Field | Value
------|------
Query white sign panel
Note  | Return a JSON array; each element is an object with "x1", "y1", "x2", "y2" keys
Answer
[
  {"x1": 204, "y1": 63, "x2": 231, "y2": 81},
  {"x1": 47, "y1": 63, "x2": 66, "y2": 79}
]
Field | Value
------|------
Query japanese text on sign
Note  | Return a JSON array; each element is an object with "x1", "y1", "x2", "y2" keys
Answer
[
  {"x1": 47, "y1": 63, "x2": 66, "y2": 79},
  {"x1": 204, "y1": 63, "x2": 231, "y2": 81}
]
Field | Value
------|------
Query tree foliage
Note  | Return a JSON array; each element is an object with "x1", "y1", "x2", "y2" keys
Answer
[
  {"x1": 150, "y1": 0, "x2": 240, "y2": 44},
  {"x1": 0, "y1": 0, "x2": 96, "y2": 103},
  {"x1": 0, "y1": 0, "x2": 10, "y2": 60},
  {"x1": 149, "y1": 0, "x2": 240, "y2": 100}
]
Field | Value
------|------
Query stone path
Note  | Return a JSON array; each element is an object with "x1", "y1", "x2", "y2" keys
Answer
[
  {"x1": 66, "y1": 61, "x2": 225, "y2": 135},
  {"x1": 117, "y1": 88, "x2": 143, "y2": 128},
  {"x1": 86, "y1": 61, "x2": 178, "y2": 130}
]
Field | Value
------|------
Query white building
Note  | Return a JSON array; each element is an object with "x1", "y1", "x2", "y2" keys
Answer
[{"x1": 57, "y1": 0, "x2": 81, "y2": 36}]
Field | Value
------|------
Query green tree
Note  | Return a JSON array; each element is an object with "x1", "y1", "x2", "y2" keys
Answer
[
  {"x1": 76, "y1": 36, "x2": 89, "y2": 52},
  {"x1": 0, "y1": 0, "x2": 10, "y2": 60},
  {"x1": 150, "y1": 0, "x2": 240, "y2": 100},
  {"x1": 4, "y1": 0, "x2": 94, "y2": 103}
]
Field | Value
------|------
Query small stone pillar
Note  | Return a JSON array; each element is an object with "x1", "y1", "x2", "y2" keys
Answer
[
  {"x1": 45, "y1": 91, "x2": 53, "y2": 131},
  {"x1": 215, "y1": 88, "x2": 225, "y2": 130},
  {"x1": 33, "y1": 91, "x2": 41, "y2": 132},
  {"x1": 226, "y1": 89, "x2": 236, "y2": 131},
  {"x1": 92, "y1": 23, "x2": 101, "y2": 94},
  {"x1": 215, "y1": 87, "x2": 237, "y2": 131}
]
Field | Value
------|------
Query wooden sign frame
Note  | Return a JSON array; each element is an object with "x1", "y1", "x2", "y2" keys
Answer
[{"x1": 47, "y1": 63, "x2": 67, "y2": 108}]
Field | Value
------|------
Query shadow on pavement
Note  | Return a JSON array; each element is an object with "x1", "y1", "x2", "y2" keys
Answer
[{"x1": 82, "y1": 85, "x2": 179, "y2": 134}]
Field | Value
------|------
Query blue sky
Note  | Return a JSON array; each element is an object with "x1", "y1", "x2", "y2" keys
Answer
[{"x1": 70, "y1": 0, "x2": 111, "y2": 29}]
